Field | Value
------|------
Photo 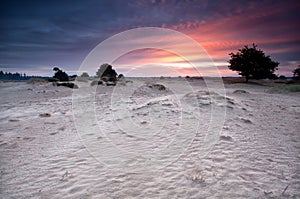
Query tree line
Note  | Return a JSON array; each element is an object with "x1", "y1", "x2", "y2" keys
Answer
[{"x1": 0, "y1": 71, "x2": 46, "y2": 80}]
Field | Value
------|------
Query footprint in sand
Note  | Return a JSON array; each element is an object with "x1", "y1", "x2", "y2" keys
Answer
[
  {"x1": 219, "y1": 135, "x2": 233, "y2": 141},
  {"x1": 9, "y1": 119, "x2": 20, "y2": 122},
  {"x1": 23, "y1": 137, "x2": 35, "y2": 141},
  {"x1": 39, "y1": 113, "x2": 51, "y2": 117},
  {"x1": 58, "y1": 126, "x2": 65, "y2": 131},
  {"x1": 239, "y1": 117, "x2": 252, "y2": 124}
]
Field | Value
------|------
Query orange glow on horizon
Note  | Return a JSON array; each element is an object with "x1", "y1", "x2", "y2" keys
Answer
[
  {"x1": 112, "y1": 47, "x2": 235, "y2": 77},
  {"x1": 111, "y1": 12, "x2": 299, "y2": 77}
]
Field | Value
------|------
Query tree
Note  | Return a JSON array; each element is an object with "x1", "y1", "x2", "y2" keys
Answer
[
  {"x1": 53, "y1": 67, "x2": 69, "y2": 81},
  {"x1": 228, "y1": 44, "x2": 279, "y2": 82},
  {"x1": 293, "y1": 65, "x2": 300, "y2": 80},
  {"x1": 96, "y1": 63, "x2": 117, "y2": 81},
  {"x1": 80, "y1": 72, "x2": 89, "y2": 77}
]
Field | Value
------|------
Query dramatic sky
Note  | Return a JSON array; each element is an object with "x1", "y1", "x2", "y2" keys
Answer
[{"x1": 1, "y1": 0, "x2": 299, "y2": 76}]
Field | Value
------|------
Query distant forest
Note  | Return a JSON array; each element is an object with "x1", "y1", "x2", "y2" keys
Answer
[{"x1": 0, "y1": 70, "x2": 46, "y2": 80}]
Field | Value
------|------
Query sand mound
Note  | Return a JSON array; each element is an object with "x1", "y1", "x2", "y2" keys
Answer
[
  {"x1": 132, "y1": 82, "x2": 172, "y2": 98},
  {"x1": 182, "y1": 90, "x2": 234, "y2": 107},
  {"x1": 131, "y1": 95, "x2": 179, "y2": 111}
]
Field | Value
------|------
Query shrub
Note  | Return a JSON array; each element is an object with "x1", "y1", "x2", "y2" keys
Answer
[
  {"x1": 118, "y1": 74, "x2": 124, "y2": 79},
  {"x1": 53, "y1": 67, "x2": 69, "y2": 81}
]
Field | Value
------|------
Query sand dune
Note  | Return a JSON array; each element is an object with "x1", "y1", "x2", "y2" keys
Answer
[{"x1": 0, "y1": 78, "x2": 299, "y2": 198}]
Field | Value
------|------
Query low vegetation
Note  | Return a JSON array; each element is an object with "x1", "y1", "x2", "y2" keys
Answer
[
  {"x1": 269, "y1": 84, "x2": 300, "y2": 93},
  {"x1": 27, "y1": 78, "x2": 48, "y2": 84},
  {"x1": 54, "y1": 82, "x2": 79, "y2": 89},
  {"x1": 53, "y1": 67, "x2": 69, "y2": 82}
]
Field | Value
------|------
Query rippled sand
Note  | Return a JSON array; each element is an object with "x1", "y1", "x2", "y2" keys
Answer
[{"x1": 0, "y1": 78, "x2": 299, "y2": 198}]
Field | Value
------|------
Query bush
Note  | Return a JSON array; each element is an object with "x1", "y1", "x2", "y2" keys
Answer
[
  {"x1": 53, "y1": 67, "x2": 69, "y2": 81},
  {"x1": 55, "y1": 82, "x2": 79, "y2": 89},
  {"x1": 118, "y1": 74, "x2": 124, "y2": 79}
]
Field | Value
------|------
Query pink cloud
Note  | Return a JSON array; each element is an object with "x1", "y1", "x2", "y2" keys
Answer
[{"x1": 109, "y1": 1, "x2": 299, "y2": 77}]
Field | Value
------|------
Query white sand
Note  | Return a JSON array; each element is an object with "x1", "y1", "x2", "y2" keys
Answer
[{"x1": 0, "y1": 78, "x2": 299, "y2": 198}]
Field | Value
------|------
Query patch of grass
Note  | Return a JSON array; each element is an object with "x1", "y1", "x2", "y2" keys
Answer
[
  {"x1": 222, "y1": 77, "x2": 245, "y2": 84},
  {"x1": 286, "y1": 84, "x2": 300, "y2": 92},
  {"x1": 269, "y1": 84, "x2": 300, "y2": 93},
  {"x1": 27, "y1": 78, "x2": 48, "y2": 84}
]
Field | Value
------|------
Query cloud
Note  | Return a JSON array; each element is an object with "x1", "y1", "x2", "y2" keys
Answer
[{"x1": 0, "y1": 0, "x2": 299, "y2": 76}]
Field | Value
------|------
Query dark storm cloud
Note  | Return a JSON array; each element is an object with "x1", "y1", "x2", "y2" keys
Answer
[
  {"x1": 0, "y1": 0, "x2": 135, "y2": 73},
  {"x1": 0, "y1": 0, "x2": 181, "y2": 72}
]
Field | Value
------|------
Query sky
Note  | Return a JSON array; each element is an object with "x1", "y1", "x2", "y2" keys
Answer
[{"x1": 0, "y1": 0, "x2": 300, "y2": 77}]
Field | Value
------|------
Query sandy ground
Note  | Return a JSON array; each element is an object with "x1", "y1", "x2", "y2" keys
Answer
[{"x1": 0, "y1": 78, "x2": 299, "y2": 198}]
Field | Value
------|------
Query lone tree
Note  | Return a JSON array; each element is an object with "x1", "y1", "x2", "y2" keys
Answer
[
  {"x1": 96, "y1": 63, "x2": 117, "y2": 81},
  {"x1": 293, "y1": 65, "x2": 300, "y2": 80},
  {"x1": 228, "y1": 44, "x2": 279, "y2": 82},
  {"x1": 53, "y1": 67, "x2": 69, "y2": 81}
]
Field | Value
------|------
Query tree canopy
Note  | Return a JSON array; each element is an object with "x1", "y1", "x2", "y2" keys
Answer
[
  {"x1": 96, "y1": 63, "x2": 117, "y2": 81},
  {"x1": 228, "y1": 44, "x2": 279, "y2": 82},
  {"x1": 293, "y1": 65, "x2": 300, "y2": 80}
]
